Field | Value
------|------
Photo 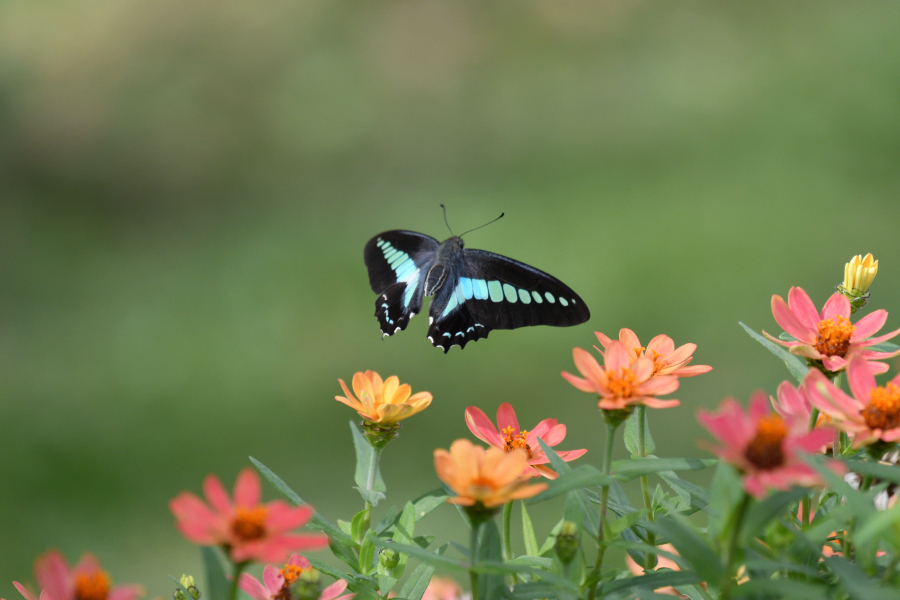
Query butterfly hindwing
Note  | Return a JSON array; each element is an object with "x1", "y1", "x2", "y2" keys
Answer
[
  {"x1": 364, "y1": 231, "x2": 439, "y2": 337},
  {"x1": 426, "y1": 267, "x2": 492, "y2": 352}
]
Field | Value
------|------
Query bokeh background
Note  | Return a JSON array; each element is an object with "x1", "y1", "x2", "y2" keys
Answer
[{"x1": 4, "y1": 1, "x2": 900, "y2": 597}]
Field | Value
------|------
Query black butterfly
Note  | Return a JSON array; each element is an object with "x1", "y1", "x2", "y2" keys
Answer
[{"x1": 364, "y1": 230, "x2": 590, "y2": 352}]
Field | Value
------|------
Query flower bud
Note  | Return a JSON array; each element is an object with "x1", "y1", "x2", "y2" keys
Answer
[
  {"x1": 173, "y1": 575, "x2": 200, "y2": 600},
  {"x1": 379, "y1": 547, "x2": 400, "y2": 570},
  {"x1": 838, "y1": 253, "x2": 878, "y2": 313},
  {"x1": 555, "y1": 521, "x2": 580, "y2": 564},
  {"x1": 361, "y1": 419, "x2": 401, "y2": 448},
  {"x1": 292, "y1": 568, "x2": 321, "y2": 600}
]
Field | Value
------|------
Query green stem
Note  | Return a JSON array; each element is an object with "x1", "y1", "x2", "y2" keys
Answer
[
  {"x1": 807, "y1": 407, "x2": 820, "y2": 432},
  {"x1": 636, "y1": 406, "x2": 657, "y2": 571},
  {"x1": 721, "y1": 494, "x2": 751, "y2": 600},
  {"x1": 501, "y1": 501, "x2": 518, "y2": 585},
  {"x1": 228, "y1": 561, "x2": 249, "y2": 600},
  {"x1": 470, "y1": 522, "x2": 481, "y2": 600},
  {"x1": 587, "y1": 420, "x2": 618, "y2": 600},
  {"x1": 883, "y1": 552, "x2": 899, "y2": 584},
  {"x1": 800, "y1": 495, "x2": 811, "y2": 527}
]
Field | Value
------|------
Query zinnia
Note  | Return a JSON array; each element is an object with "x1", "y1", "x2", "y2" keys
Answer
[
  {"x1": 335, "y1": 371, "x2": 432, "y2": 425},
  {"x1": 764, "y1": 286, "x2": 900, "y2": 374},
  {"x1": 698, "y1": 392, "x2": 838, "y2": 498},
  {"x1": 562, "y1": 341, "x2": 680, "y2": 410},
  {"x1": 593, "y1": 329, "x2": 711, "y2": 378},
  {"x1": 434, "y1": 439, "x2": 547, "y2": 508},
  {"x1": 465, "y1": 402, "x2": 586, "y2": 479},
  {"x1": 169, "y1": 468, "x2": 328, "y2": 563},
  {"x1": 239, "y1": 554, "x2": 354, "y2": 600},
  {"x1": 13, "y1": 550, "x2": 143, "y2": 600}
]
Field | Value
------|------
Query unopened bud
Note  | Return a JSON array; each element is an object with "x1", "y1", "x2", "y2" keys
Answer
[
  {"x1": 555, "y1": 521, "x2": 580, "y2": 564},
  {"x1": 174, "y1": 575, "x2": 200, "y2": 600},
  {"x1": 292, "y1": 569, "x2": 320, "y2": 600},
  {"x1": 838, "y1": 253, "x2": 878, "y2": 313},
  {"x1": 379, "y1": 547, "x2": 400, "y2": 570}
]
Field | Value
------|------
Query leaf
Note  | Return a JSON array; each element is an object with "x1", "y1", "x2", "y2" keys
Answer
[
  {"x1": 598, "y1": 570, "x2": 701, "y2": 596},
  {"x1": 611, "y1": 458, "x2": 717, "y2": 481},
  {"x1": 869, "y1": 340, "x2": 900, "y2": 353},
  {"x1": 733, "y1": 579, "x2": 831, "y2": 599},
  {"x1": 741, "y1": 488, "x2": 807, "y2": 543},
  {"x1": 474, "y1": 519, "x2": 505, "y2": 600},
  {"x1": 649, "y1": 515, "x2": 722, "y2": 584},
  {"x1": 359, "y1": 532, "x2": 376, "y2": 575},
  {"x1": 200, "y1": 547, "x2": 228, "y2": 600},
  {"x1": 373, "y1": 539, "x2": 467, "y2": 572},
  {"x1": 739, "y1": 321, "x2": 810, "y2": 383},
  {"x1": 397, "y1": 559, "x2": 436, "y2": 600},
  {"x1": 707, "y1": 462, "x2": 742, "y2": 539},
  {"x1": 528, "y1": 464, "x2": 612, "y2": 503},
  {"x1": 624, "y1": 409, "x2": 656, "y2": 456},
  {"x1": 846, "y1": 459, "x2": 900, "y2": 485},
  {"x1": 351, "y1": 421, "x2": 386, "y2": 507},
  {"x1": 306, "y1": 557, "x2": 354, "y2": 583},
  {"x1": 823, "y1": 555, "x2": 900, "y2": 600},
  {"x1": 521, "y1": 502, "x2": 540, "y2": 557}
]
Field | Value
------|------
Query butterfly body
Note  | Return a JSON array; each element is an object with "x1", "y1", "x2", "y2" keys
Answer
[{"x1": 364, "y1": 230, "x2": 589, "y2": 352}]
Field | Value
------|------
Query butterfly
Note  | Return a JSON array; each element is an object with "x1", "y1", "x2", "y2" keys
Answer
[{"x1": 364, "y1": 229, "x2": 590, "y2": 352}]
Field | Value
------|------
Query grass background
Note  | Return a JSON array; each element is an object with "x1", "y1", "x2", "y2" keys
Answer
[{"x1": 3, "y1": 1, "x2": 900, "y2": 597}]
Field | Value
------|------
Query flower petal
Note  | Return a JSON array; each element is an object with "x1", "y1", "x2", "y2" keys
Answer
[
  {"x1": 203, "y1": 474, "x2": 232, "y2": 516},
  {"x1": 771, "y1": 294, "x2": 815, "y2": 342},
  {"x1": 465, "y1": 406, "x2": 504, "y2": 447},
  {"x1": 851, "y1": 310, "x2": 889, "y2": 341},
  {"x1": 238, "y1": 574, "x2": 272, "y2": 600},
  {"x1": 821, "y1": 293, "x2": 850, "y2": 321},
  {"x1": 234, "y1": 468, "x2": 261, "y2": 508},
  {"x1": 34, "y1": 550, "x2": 70, "y2": 600},
  {"x1": 496, "y1": 403, "x2": 520, "y2": 435},
  {"x1": 787, "y1": 287, "x2": 822, "y2": 331}
]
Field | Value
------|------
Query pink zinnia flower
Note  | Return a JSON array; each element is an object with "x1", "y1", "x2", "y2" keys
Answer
[
  {"x1": 805, "y1": 355, "x2": 900, "y2": 447},
  {"x1": 764, "y1": 287, "x2": 900, "y2": 373},
  {"x1": 170, "y1": 468, "x2": 328, "y2": 564},
  {"x1": 594, "y1": 329, "x2": 712, "y2": 378},
  {"x1": 13, "y1": 550, "x2": 143, "y2": 600},
  {"x1": 698, "y1": 392, "x2": 838, "y2": 498},
  {"x1": 562, "y1": 341, "x2": 680, "y2": 410},
  {"x1": 464, "y1": 402, "x2": 586, "y2": 479},
  {"x1": 239, "y1": 554, "x2": 354, "y2": 600},
  {"x1": 422, "y1": 577, "x2": 469, "y2": 600}
]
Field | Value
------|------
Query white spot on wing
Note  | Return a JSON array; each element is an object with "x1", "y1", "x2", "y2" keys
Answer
[
  {"x1": 394, "y1": 327, "x2": 401, "y2": 333},
  {"x1": 429, "y1": 316, "x2": 434, "y2": 325}
]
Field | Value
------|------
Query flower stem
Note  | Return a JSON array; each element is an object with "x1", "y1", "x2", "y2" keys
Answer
[
  {"x1": 587, "y1": 420, "x2": 618, "y2": 600},
  {"x1": 501, "y1": 501, "x2": 518, "y2": 585},
  {"x1": 228, "y1": 561, "x2": 249, "y2": 600},
  {"x1": 636, "y1": 406, "x2": 657, "y2": 570},
  {"x1": 470, "y1": 522, "x2": 481, "y2": 600},
  {"x1": 721, "y1": 494, "x2": 751, "y2": 600}
]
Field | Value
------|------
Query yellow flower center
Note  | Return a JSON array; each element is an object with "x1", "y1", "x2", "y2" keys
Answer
[
  {"x1": 231, "y1": 506, "x2": 268, "y2": 541},
  {"x1": 275, "y1": 562, "x2": 312, "y2": 600},
  {"x1": 74, "y1": 572, "x2": 111, "y2": 600},
  {"x1": 502, "y1": 426, "x2": 532, "y2": 459},
  {"x1": 607, "y1": 366, "x2": 638, "y2": 398},
  {"x1": 815, "y1": 316, "x2": 855, "y2": 358},
  {"x1": 744, "y1": 415, "x2": 788, "y2": 470},
  {"x1": 862, "y1": 382, "x2": 900, "y2": 432}
]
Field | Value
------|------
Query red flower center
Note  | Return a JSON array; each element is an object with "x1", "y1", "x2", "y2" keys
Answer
[
  {"x1": 607, "y1": 366, "x2": 638, "y2": 398},
  {"x1": 74, "y1": 571, "x2": 111, "y2": 600},
  {"x1": 815, "y1": 316, "x2": 855, "y2": 358},
  {"x1": 502, "y1": 426, "x2": 533, "y2": 459},
  {"x1": 745, "y1": 415, "x2": 788, "y2": 470},
  {"x1": 862, "y1": 382, "x2": 900, "y2": 432},
  {"x1": 231, "y1": 506, "x2": 268, "y2": 541}
]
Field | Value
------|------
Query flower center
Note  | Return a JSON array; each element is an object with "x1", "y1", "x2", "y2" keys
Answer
[
  {"x1": 502, "y1": 426, "x2": 532, "y2": 459},
  {"x1": 862, "y1": 382, "x2": 900, "y2": 432},
  {"x1": 814, "y1": 316, "x2": 855, "y2": 358},
  {"x1": 74, "y1": 571, "x2": 111, "y2": 600},
  {"x1": 607, "y1": 366, "x2": 638, "y2": 398},
  {"x1": 276, "y1": 563, "x2": 311, "y2": 600},
  {"x1": 231, "y1": 506, "x2": 268, "y2": 541},
  {"x1": 744, "y1": 415, "x2": 788, "y2": 470}
]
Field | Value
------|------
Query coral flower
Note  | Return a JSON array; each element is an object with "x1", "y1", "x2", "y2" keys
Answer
[
  {"x1": 562, "y1": 341, "x2": 680, "y2": 410},
  {"x1": 239, "y1": 554, "x2": 354, "y2": 600},
  {"x1": 764, "y1": 287, "x2": 900, "y2": 374},
  {"x1": 169, "y1": 468, "x2": 328, "y2": 564},
  {"x1": 422, "y1": 577, "x2": 469, "y2": 600},
  {"x1": 594, "y1": 329, "x2": 712, "y2": 378},
  {"x1": 464, "y1": 403, "x2": 586, "y2": 479},
  {"x1": 13, "y1": 550, "x2": 143, "y2": 600},
  {"x1": 698, "y1": 393, "x2": 838, "y2": 498},
  {"x1": 805, "y1": 356, "x2": 900, "y2": 447},
  {"x1": 335, "y1": 371, "x2": 432, "y2": 425},
  {"x1": 625, "y1": 544, "x2": 703, "y2": 597},
  {"x1": 434, "y1": 439, "x2": 547, "y2": 508}
]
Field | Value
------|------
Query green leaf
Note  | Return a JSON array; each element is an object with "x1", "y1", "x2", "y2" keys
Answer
[
  {"x1": 528, "y1": 464, "x2": 612, "y2": 503},
  {"x1": 707, "y1": 462, "x2": 742, "y2": 539},
  {"x1": 658, "y1": 470, "x2": 710, "y2": 509},
  {"x1": 855, "y1": 502, "x2": 900, "y2": 546},
  {"x1": 869, "y1": 340, "x2": 900, "y2": 353},
  {"x1": 306, "y1": 557, "x2": 354, "y2": 583},
  {"x1": 505, "y1": 556, "x2": 553, "y2": 569},
  {"x1": 611, "y1": 458, "x2": 716, "y2": 481},
  {"x1": 741, "y1": 488, "x2": 807, "y2": 543},
  {"x1": 474, "y1": 519, "x2": 505, "y2": 600},
  {"x1": 200, "y1": 547, "x2": 228, "y2": 600},
  {"x1": 846, "y1": 459, "x2": 900, "y2": 485},
  {"x1": 521, "y1": 501, "x2": 540, "y2": 557},
  {"x1": 733, "y1": 579, "x2": 831, "y2": 599},
  {"x1": 373, "y1": 539, "x2": 467, "y2": 572},
  {"x1": 355, "y1": 487, "x2": 386, "y2": 507},
  {"x1": 359, "y1": 532, "x2": 376, "y2": 575},
  {"x1": 351, "y1": 421, "x2": 386, "y2": 507},
  {"x1": 598, "y1": 570, "x2": 701, "y2": 596},
  {"x1": 739, "y1": 321, "x2": 810, "y2": 382},
  {"x1": 649, "y1": 515, "x2": 722, "y2": 584},
  {"x1": 624, "y1": 409, "x2": 656, "y2": 456},
  {"x1": 823, "y1": 555, "x2": 900, "y2": 600},
  {"x1": 398, "y1": 551, "x2": 441, "y2": 600}
]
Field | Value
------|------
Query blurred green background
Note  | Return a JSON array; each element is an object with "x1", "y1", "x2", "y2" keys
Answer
[{"x1": 3, "y1": 1, "x2": 900, "y2": 597}]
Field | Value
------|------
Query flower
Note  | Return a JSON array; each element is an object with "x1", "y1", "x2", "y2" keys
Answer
[
  {"x1": 594, "y1": 329, "x2": 712, "y2": 378},
  {"x1": 464, "y1": 402, "x2": 586, "y2": 479},
  {"x1": 840, "y1": 253, "x2": 878, "y2": 296},
  {"x1": 169, "y1": 468, "x2": 328, "y2": 564},
  {"x1": 764, "y1": 286, "x2": 900, "y2": 373},
  {"x1": 335, "y1": 371, "x2": 432, "y2": 425},
  {"x1": 805, "y1": 355, "x2": 900, "y2": 448},
  {"x1": 422, "y1": 577, "x2": 469, "y2": 600},
  {"x1": 698, "y1": 392, "x2": 838, "y2": 498},
  {"x1": 239, "y1": 554, "x2": 354, "y2": 600},
  {"x1": 434, "y1": 439, "x2": 547, "y2": 508},
  {"x1": 562, "y1": 341, "x2": 680, "y2": 411},
  {"x1": 13, "y1": 550, "x2": 143, "y2": 600},
  {"x1": 625, "y1": 544, "x2": 697, "y2": 597}
]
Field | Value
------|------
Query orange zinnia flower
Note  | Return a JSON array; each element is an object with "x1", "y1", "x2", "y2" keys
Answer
[
  {"x1": 335, "y1": 371, "x2": 432, "y2": 425},
  {"x1": 434, "y1": 439, "x2": 547, "y2": 508},
  {"x1": 594, "y1": 329, "x2": 711, "y2": 378}
]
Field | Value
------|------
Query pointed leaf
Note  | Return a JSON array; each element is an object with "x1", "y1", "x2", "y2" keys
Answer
[
  {"x1": 739, "y1": 322, "x2": 810, "y2": 382},
  {"x1": 741, "y1": 488, "x2": 807, "y2": 543},
  {"x1": 611, "y1": 458, "x2": 716, "y2": 481},
  {"x1": 521, "y1": 502, "x2": 540, "y2": 557},
  {"x1": 351, "y1": 421, "x2": 386, "y2": 507},
  {"x1": 624, "y1": 409, "x2": 656, "y2": 456},
  {"x1": 201, "y1": 547, "x2": 228, "y2": 600},
  {"x1": 474, "y1": 519, "x2": 505, "y2": 600}
]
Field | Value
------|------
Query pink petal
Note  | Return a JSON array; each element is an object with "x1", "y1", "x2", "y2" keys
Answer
[
  {"x1": 664, "y1": 343, "x2": 695, "y2": 367},
  {"x1": 170, "y1": 493, "x2": 224, "y2": 543},
  {"x1": 820, "y1": 355, "x2": 848, "y2": 371},
  {"x1": 35, "y1": 550, "x2": 71, "y2": 600},
  {"x1": 464, "y1": 407, "x2": 504, "y2": 447},
  {"x1": 638, "y1": 375, "x2": 679, "y2": 396},
  {"x1": 234, "y1": 468, "x2": 261, "y2": 508},
  {"x1": 239, "y1": 574, "x2": 272, "y2": 600},
  {"x1": 618, "y1": 329, "x2": 642, "y2": 354},
  {"x1": 320, "y1": 580, "x2": 350, "y2": 600},
  {"x1": 287, "y1": 554, "x2": 312, "y2": 569},
  {"x1": 803, "y1": 369, "x2": 861, "y2": 419},
  {"x1": 856, "y1": 355, "x2": 895, "y2": 373},
  {"x1": 533, "y1": 422, "x2": 564, "y2": 446},
  {"x1": 203, "y1": 474, "x2": 232, "y2": 515},
  {"x1": 604, "y1": 342, "x2": 632, "y2": 372},
  {"x1": 742, "y1": 473, "x2": 769, "y2": 498},
  {"x1": 265, "y1": 502, "x2": 315, "y2": 532},
  {"x1": 262, "y1": 565, "x2": 284, "y2": 595},
  {"x1": 787, "y1": 287, "x2": 823, "y2": 331},
  {"x1": 771, "y1": 295, "x2": 815, "y2": 342},
  {"x1": 791, "y1": 429, "x2": 835, "y2": 453},
  {"x1": 847, "y1": 356, "x2": 877, "y2": 403},
  {"x1": 641, "y1": 397, "x2": 680, "y2": 409},
  {"x1": 763, "y1": 329, "x2": 803, "y2": 348},
  {"x1": 630, "y1": 357, "x2": 654, "y2": 381},
  {"x1": 561, "y1": 371, "x2": 597, "y2": 393},
  {"x1": 646, "y1": 334, "x2": 675, "y2": 356},
  {"x1": 851, "y1": 310, "x2": 889, "y2": 341},
  {"x1": 72, "y1": 554, "x2": 101, "y2": 578},
  {"x1": 674, "y1": 364, "x2": 712, "y2": 377},
  {"x1": 821, "y1": 293, "x2": 850, "y2": 321},
  {"x1": 496, "y1": 403, "x2": 520, "y2": 435},
  {"x1": 14, "y1": 582, "x2": 40, "y2": 600},
  {"x1": 594, "y1": 330, "x2": 613, "y2": 350},
  {"x1": 108, "y1": 586, "x2": 144, "y2": 600},
  {"x1": 572, "y1": 347, "x2": 605, "y2": 383},
  {"x1": 551, "y1": 448, "x2": 588, "y2": 461},
  {"x1": 855, "y1": 325, "x2": 900, "y2": 348},
  {"x1": 748, "y1": 392, "x2": 771, "y2": 422}
]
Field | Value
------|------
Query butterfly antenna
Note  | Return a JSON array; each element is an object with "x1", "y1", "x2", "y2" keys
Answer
[
  {"x1": 440, "y1": 204, "x2": 456, "y2": 237},
  {"x1": 459, "y1": 212, "x2": 505, "y2": 238}
]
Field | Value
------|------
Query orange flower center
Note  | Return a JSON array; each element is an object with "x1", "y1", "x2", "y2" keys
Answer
[
  {"x1": 231, "y1": 506, "x2": 268, "y2": 541},
  {"x1": 502, "y1": 426, "x2": 532, "y2": 459},
  {"x1": 74, "y1": 571, "x2": 111, "y2": 600},
  {"x1": 815, "y1": 316, "x2": 855, "y2": 358},
  {"x1": 862, "y1": 382, "x2": 900, "y2": 432},
  {"x1": 276, "y1": 563, "x2": 311, "y2": 600},
  {"x1": 744, "y1": 415, "x2": 788, "y2": 470},
  {"x1": 607, "y1": 366, "x2": 638, "y2": 398}
]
